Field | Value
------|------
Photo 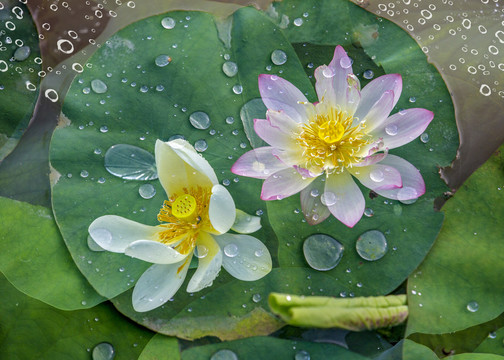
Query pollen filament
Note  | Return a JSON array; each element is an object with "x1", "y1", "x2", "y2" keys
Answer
[{"x1": 295, "y1": 107, "x2": 370, "y2": 174}]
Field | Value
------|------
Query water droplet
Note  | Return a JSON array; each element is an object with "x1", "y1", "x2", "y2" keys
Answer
[
  {"x1": 303, "y1": 234, "x2": 344, "y2": 271},
  {"x1": 94, "y1": 148, "x2": 102, "y2": 155},
  {"x1": 222, "y1": 179, "x2": 231, "y2": 186},
  {"x1": 156, "y1": 84, "x2": 165, "y2": 91},
  {"x1": 385, "y1": 124, "x2": 398, "y2": 136},
  {"x1": 322, "y1": 67, "x2": 335, "y2": 78},
  {"x1": 232, "y1": 84, "x2": 243, "y2": 94},
  {"x1": 293, "y1": 18, "x2": 303, "y2": 26},
  {"x1": 194, "y1": 139, "x2": 208, "y2": 152},
  {"x1": 356, "y1": 230, "x2": 388, "y2": 261},
  {"x1": 82, "y1": 87, "x2": 91, "y2": 95},
  {"x1": 222, "y1": 61, "x2": 238, "y2": 77},
  {"x1": 210, "y1": 349, "x2": 238, "y2": 360},
  {"x1": 271, "y1": 49, "x2": 287, "y2": 65},
  {"x1": 252, "y1": 293, "x2": 262, "y2": 303},
  {"x1": 295, "y1": 350, "x2": 310, "y2": 360},
  {"x1": 89, "y1": 228, "x2": 113, "y2": 248},
  {"x1": 100, "y1": 125, "x2": 108, "y2": 133},
  {"x1": 363, "y1": 69, "x2": 374, "y2": 79},
  {"x1": 224, "y1": 243, "x2": 239, "y2": 258},
  {"x1": 310, "y1": 189, "x2": 319, "y2": 197},
  {"x1": 488, "y1": 331, "x2": 497, "y2": 339},
  {"x1": 340, "y1": 56, "x2": 353, "y2": 69},
  {"x1": 194, "y1": 245, "x2": 208, "y2": 258},
  {"x1": 409, "y1": 96, "x2": 416, "y2": 103},
  {"x1": 119, "y1": 267, "x2": 125, "y2": 272},
  {"x1": 255, "y1": 209, "x2": 263, "y2": 216},
  {"x1": 420, "y1": 133, "x2": 429, "y2": 143},
  {"x1": 364, "y1": 208, "x2": 374, "y2": 217},
  {"x1": 14, "y1": 45, "x2": 30, "y2": 61},
  {"x1": 138, "y1": 184, "x2": 156, "y2": 199},
  {"x1": 369, "y1": 169, "x2": 384, "y2": 182},
  {"x1": 155, "y1": 54, "x2": 171, "y2": 67},
  {"x1": 189, "y1": 111, "x2": 211, "y2": 130},
  {"x1": 320, "y1": 192, "x2": 337, "y2": 206},
  {"x1": 91, "y1": 79, "x2": 108, "y2": 94},
  {"x1": 92, "y1": 342, "x2": 115, "y2": 360},
  {"x1": 161, "y1": 17, "x2": 175, "y2": 29},
  {"x1": 97, "y1": 177, "x2": 106, "y2": 184},
  {"x1": 104, "y1": 144, "x2": 158, "y2": 181},
  {"x1": 225, "y1": 116, "x2": 235, "y2": 124},
  {"x1": 466, "y1": 301, "x2": 479, "y2": 313}
]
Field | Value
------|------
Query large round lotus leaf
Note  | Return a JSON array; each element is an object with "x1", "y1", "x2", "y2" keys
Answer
[
  {"x1": 50, "y1": 0, "x2": 458, "y2": 340},
  {"x1": 0, "y1": 2, "x2": 41, "y2": 158}
]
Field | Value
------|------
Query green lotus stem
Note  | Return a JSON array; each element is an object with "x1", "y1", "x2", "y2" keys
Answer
[{"x1": 268, "y1": 293, "x2": 408, "y2": 331}]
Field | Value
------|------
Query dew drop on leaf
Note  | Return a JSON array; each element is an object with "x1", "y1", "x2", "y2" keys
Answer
[
  {"x1": 91, "y1": 79, "x2": 108, "y2": 94},
  {"x1": 194, "y1": 139, "x2": 208, "y2": 152},
  {"x1": 420, "y1": 133, "x2": 430, "y2": 143},
  {"x1": 104, "y1": 144, "x2": 158, "y2": 181},
  {"x1": 155, "y1": 54, "x2": 171, "y2": 67},
  {"x1": 13, "y1": 45, "x2": 30, "y2": 61},
  {"x1": 252, "y1": 293, "x2": 262, "y2": 303},
  {"x1": 363, "y1": 69, "x2": 374, "y2": 79},
  {"x1": 303, "y1": 234, "x2": 344, "y2": 271},
  {"x1": 356, "y1": 230, "x2": 388, "y2": 261},
  {"x1": 271, "y1": 49, "x2": 287, "y2": 65},
  {"x1": 189, "y1": 111, "x2": 211, "y2": 130},
  {"x1": 92, "y1": 342, "x2": 115, "y2": 360},
  {"x1": 161, "y1": 17, "x2": 176, "y2": 29},
  {"x1": 466, "y1": 301, "x2": 479, "y2": 313},
  {"x1": 138, "y1": 183, "x2": 156, "y2": 199},
  {"x1": 222, "y1": 61, "x2": 238, "y2": 77}
]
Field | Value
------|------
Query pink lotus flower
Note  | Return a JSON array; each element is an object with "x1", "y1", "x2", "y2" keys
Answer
[{"x1": 232, "y1": 46, "x2": 432, "y2": 228}]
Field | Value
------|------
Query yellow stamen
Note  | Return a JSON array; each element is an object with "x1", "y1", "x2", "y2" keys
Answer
[{"x1": 295, "y1": 107, "x2": 371, "y2": 174}]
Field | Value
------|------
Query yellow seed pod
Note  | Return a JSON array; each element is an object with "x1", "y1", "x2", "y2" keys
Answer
[{"x1": 172, "y1": 194, "x2": 197, "y2": 219}]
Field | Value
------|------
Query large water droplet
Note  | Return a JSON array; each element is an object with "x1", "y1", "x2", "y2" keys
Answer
[
  {"x1": 320, "y1": 191, "x2": 337, "y2": 206},
  {"x1": 138, "y1": 184, "x2": 156, "y2": 199},
  {"x1": 232, "y1": 84, "x2": 243, "y2": 94},
  {"x1": 92, "y1": 342, "x2": 115, "y2": 360},
  {"x1": 420, "y1": 133, "x2": 429, "y2": 143},
  {"x1": 222, "y1": 61, "x2": 238, "y2": 77},
  {"x1": 252, "y1": 293, "x2": 262, "y2": 303},
  {"x1": 364, "y1": 208, "x2": 374, "y2": 217},
  {"x1": 194, "y1": 245, "x2": 208, "y2": 259},
  {"x1": 295, "y1": 350, "x2": 311, "y2": 360},
  {"x1": 385, "y1": 124, "x2": 398, "y2": 136},
  {"x1": 356, "y1": 230, "x2": 388, "y2": 261},
  {"x1": 271, "y1": 49, "x2": 287, "y2": 65},
  {"x1": 155, "y1": 54, "x2": 171, "y2": 67},
  {"x1": 189, "y1": 111, "x2": 211, "y2": 130},
  {"x1": 161, "y1": 17, "x2": 176, "y2": 29},
  {"x1": 210, "y1": 349, "x2": 238, "y2": 360},
  {"x1": 369, "y1": 169, "x2": 384, "y2": 182},
  {"x1": 14, "y1": 45, "x2": 30, "y2": 61},
  {"x1": 104, "y1": 144, "x2": 158, "y2": 181},
  {"x1": 224, "y1": 243, "x2": 239, "y2": 258},
  {"x1": 466, "y1": 301, "x2": 479, "y2": 313},
  {"x1": 293, "y1": 18, "x2": 303, "y2": 26},
  {"x1": 91, "y1": 79, "x2": 108, "y2": 94},
  {"x1": 363, "y1": 69, "x2": 374, "y2": 79},
  {"x1": 194, "y1": 139, "x2": 208, "y2": 152},
  {"x1": 303, "y1": 234, "x2": 344, "y2": 271}
]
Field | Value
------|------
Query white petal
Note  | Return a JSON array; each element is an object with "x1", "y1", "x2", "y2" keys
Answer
[
  {"x1": 261, "y1": 167, "x2": 315, "y2": 200},
  {"x1": 209, "y1": 184, "x2": 236, "y2": 234},
  {"x1": 231, "y1": 147, "x2": 290, "y2": 180},
  {"x1": 155, "y1": 139, "x2": 215, "y2": 196},
  {"x1": 214, "y1": 233, "x2": 272, "y2": 281},
  {"x1": 349, "y1": 164, "x2": 402, "y2": 191},
  {"x1": 187, "y1": 232, "x2": 222, "y2": 293},
  {"x1": 132, "y1": 260, "x2": 190, "y2": 312},
  {"x1": 324, "y1": 172, "x2": 365, "y2": 228},
  {"x1": 354, "y1": 74, "x2": 402, "y2": 122},
  {"x1": 124, "y1": 239, "x2": 189, "y2": 264},
  {"x1": 231, "y1": 209, "x2": 262, "y2": 234},
  {"x1": 88, "y1": 215, "x2": 159, "y2": 253}
]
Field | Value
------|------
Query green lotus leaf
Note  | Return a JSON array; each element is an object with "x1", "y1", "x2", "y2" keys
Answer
[{"x1": 138, "y1": 334, "x2": 180, "y2": 360}]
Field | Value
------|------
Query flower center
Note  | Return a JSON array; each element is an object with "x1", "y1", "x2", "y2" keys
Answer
[
  {"x1": 156, "y1": 186, "x2": 212, "y2": 254},
  {"x1": 296, "y1": 107, "x2": 370, "y2": 174}
]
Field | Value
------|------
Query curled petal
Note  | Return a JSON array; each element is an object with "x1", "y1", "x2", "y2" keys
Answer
[
  {"x1": 300, "y1": 177, "x2": 331, "y2": 225},
  {"x1": 231, "y1": 209, "x2": 262, "y2": 234},
  {"x1": 314, "y1": 46, "x2": 356, "y2": 112},
  {"x1": 258, "y1": 74, "x2": 314, "y2": 123},
  {"x1": 261, "y1": 167, "x2": 315, "y2": 201},
  {"x1": 187, "y1": 232, "x2": 222, "y2": 293},
  {"x1": 254, "y1": 118, "x2": 293, "y2": 149},
  {"x1": 132, "y1": 260, "x2": 190, "y2": 312},
  {"x1": 214, "y1": 233, "x2": 272, "y2": 281},
  {"x1": 371, "y1": 155, "x2": 425, "y2": 200},
  {"x1": 124, "y1": 239, "x2": 188, "y2": 264},
  {"x1": 155, "y1": 139, "x2": 216, "y2": 197},
  {"x1": 209, "y1": 184, "x2": 236, "y2": 234},
  {"x1": 88, "y1": 215, "x2": 159, "y2": 253},
  {"x1": 349, "y1": 164, "x2": 402, "y2": 191},
  {"x1": 354, "y1": 74, "x2": 402, "y2": 122},
  {"x1": 324, "y1": 172, "x2": 365, "y2": 228},
  {"x1": 370, "y1": 108, "x2": 434, "y2": 149},
  {"x1": 231, "y1": 147, "x2": 289, "y2": 179}
]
